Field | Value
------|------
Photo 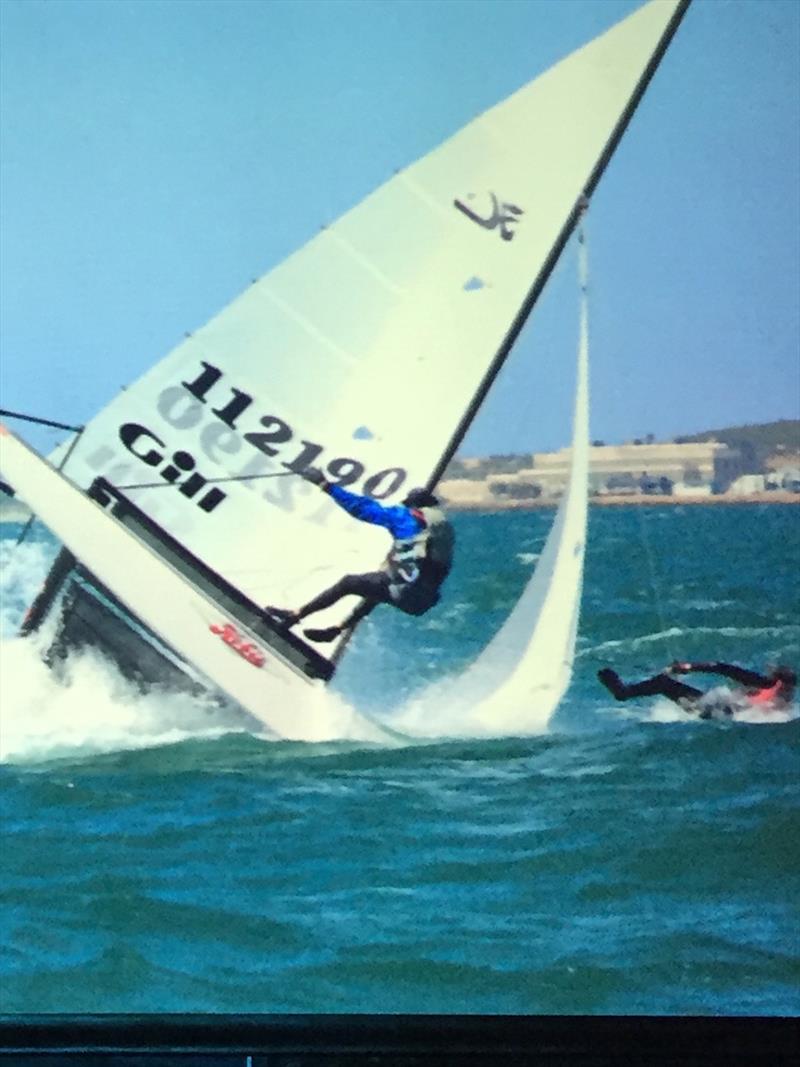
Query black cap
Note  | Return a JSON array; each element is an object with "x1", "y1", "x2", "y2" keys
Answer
[{"x1": 403, "y1": 487, "x2": 439, "y2": 508}]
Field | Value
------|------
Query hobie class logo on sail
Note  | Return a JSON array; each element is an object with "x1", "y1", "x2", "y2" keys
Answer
[{"x1": 453, "y1": 191, "x2": 524, "y2": 241}]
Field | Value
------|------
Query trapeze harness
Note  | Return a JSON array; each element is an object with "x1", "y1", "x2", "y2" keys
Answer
[{"x1": 386, "y1": 505, "x2": 454, "y2": 616}]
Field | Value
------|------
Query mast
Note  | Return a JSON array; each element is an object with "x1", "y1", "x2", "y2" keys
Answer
[{"x1": 427, "y1": 0, "x2": 692, "y2": 489}]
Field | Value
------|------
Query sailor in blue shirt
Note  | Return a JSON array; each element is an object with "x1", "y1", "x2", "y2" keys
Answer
[{"x1": 265, "y1": 468, "x2": 454, "y2": 643}]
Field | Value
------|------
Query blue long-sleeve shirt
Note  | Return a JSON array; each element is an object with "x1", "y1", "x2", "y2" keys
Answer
[{"x1": 327, "y1": 484, "x2": 423, "y2": 540}]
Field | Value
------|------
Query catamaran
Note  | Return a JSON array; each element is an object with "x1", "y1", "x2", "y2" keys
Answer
[{"x1": 0, "y1": 0, "x2": 691, "y2": 741}]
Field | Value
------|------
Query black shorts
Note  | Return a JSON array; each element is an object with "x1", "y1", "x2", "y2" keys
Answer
[{"x1": 328, "y1": 571, "x2": 440, "y2": 617}]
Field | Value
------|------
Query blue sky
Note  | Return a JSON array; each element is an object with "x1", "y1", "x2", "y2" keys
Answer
[{"x1": 1, "y1": 0, "x2": 798, "y2": 458}]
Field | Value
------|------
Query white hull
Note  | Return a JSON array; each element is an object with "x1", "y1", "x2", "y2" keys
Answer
[{"x1": 0, "y1": 425, "x2": 391, "y2": 743}]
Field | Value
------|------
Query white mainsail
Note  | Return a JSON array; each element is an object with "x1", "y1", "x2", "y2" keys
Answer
[
  {"x1": 51, "y1": 0, "x2": 687, "y2": 643},
  {"x1": 2, "y1": 1, "x2": 690, "y2": 738}
]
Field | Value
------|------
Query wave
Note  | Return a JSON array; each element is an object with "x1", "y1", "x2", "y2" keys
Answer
[
  {"x1": 0, "y1": 633, "x2": 255, "y2": 764},
  {"x1": 579, "y1": 623, "x2": 800, "y2": 660},
  {"x1": 0, "y1": 535, "x2": 61, "y2": 638}
]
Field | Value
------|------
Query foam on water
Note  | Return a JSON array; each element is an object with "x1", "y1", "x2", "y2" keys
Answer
[
  {"x1": 0, "y1": 536, "x2": 60, "y2": 638},
  {"x1": 2, "y1": 507, "x2": 797, "y2": 766},
  {"x1": 0, "y1": 635, "x2": 251, "y2": 763},
  {"x1": 515, "y1": 552, "x2": 540, "y2": 565},
  {"x1": 0, "y1": 531, "x2": 408, "y2": 760},
  {"x1": 0, "y1": 524, "x2": 503, "y2": 754},
  {"x1": 613, "y1": 695, "x2": 798, "y2": 727},
  {"x1": 0, "y1": 534, "x2": 240, "y2": 762}
]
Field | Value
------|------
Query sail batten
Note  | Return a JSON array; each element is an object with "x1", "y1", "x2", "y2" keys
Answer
[
  {"x1": 259, "y1": 283, "x2": 361, "y2": 367},
  {"x1": 395, "y1": 173, "x2": 460, "y2": 222},
  {"x1": 325, "y1": 232, "x2": 403, "y2": 295}
]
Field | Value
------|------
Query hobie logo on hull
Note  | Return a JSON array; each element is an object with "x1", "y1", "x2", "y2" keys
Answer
[
  {"x1": 119, "y1": 423, "x2": 226, "y2": 512},
  {"x1": 210, "y1": 622, "x2": 265, "y2": 667}
]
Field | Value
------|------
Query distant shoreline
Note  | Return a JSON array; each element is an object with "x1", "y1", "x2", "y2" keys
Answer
[
  {"x1": 443, "y1": 492, "x2": 800, "y2": 512},
  {"x1": 1, "y1": 493, "x2": 797, "y2": 526}
]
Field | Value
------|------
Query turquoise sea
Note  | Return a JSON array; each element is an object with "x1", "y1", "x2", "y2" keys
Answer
[{"x1": 1, "y1": 504, "x2": 798, "y2": 1017}]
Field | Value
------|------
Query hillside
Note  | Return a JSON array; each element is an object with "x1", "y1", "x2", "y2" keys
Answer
[{"x1": 674, "y1": 420, "x2": 800, "y2": 454}]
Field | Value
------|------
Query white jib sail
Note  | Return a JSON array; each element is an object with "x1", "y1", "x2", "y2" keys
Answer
[
  {"x1": 397, "y1": 227, "x2": 591, "y2": 738},
  {"x1": 47, "y1": 0, "x2": 685, "y2": 663}
]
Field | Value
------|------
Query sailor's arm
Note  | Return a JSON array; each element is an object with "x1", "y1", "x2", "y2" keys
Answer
[
  {"x1": 326, "y1": 484, "x2": 409, "y2": 528},
  {"x1": 670, "y1": 661, "x2": 772, "y2": 687},
  {"x1": 301, "y1": 469, "x2": 422, "y2": 538}
]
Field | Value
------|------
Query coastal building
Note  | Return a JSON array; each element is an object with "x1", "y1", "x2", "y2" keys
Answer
[
  {"x1": 728, "y1": 473, "x2": 766, "y2": 496},
  {"x1": 440, "y1": 440, "x2": 745, "y2": 506},
  {"x1": 764, "y1": 450, "x2": 800, "y2": 492}
]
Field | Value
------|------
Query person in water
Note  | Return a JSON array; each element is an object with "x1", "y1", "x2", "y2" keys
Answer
[
  {"x1": 597, "y1": 661, "x2": 796, "y2": 718},
  {"x1": 265, "y1": 467, "x2": 454, "y2": 643}
]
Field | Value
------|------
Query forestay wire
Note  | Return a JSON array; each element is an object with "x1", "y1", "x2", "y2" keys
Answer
[
  {"x1": 635, "y1": 505, "x2": 677, "y2": 665},
  {"x1": 569, "y1": 223, "x2": 675, "y2": 673},
  {"x1": 573, "y1": 215, "x2": 675, "y2": 671}
]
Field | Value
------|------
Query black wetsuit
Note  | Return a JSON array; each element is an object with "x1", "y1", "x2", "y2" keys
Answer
[
  {"x1": 267, "y1": 484, "x2": 453, "y2": 638},
  {"x1": 597, "y1": 662, "x2": 784, "y2": 718}
]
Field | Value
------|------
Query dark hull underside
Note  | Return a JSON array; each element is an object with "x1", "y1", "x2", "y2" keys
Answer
[
  {"x1": 20, "y1": 478, "x2": 334, "y2": 696},
  {"x1": 47, "y1": 564, "x2": 213, "y2": 697}
]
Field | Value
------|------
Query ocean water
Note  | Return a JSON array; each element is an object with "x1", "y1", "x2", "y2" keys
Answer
[{"x1": 1, "y1": 504, "x2": 798, "y2": 1016}]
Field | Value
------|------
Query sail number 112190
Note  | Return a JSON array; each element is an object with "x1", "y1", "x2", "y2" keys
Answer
[{"x1": 179, "y1": 360, "x2": 406, "y2": 499}]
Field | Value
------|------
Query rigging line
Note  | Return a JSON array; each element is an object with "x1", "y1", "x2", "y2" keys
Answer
[
  {"x1": 578, "y1": 199, "x2": 672, "y2": 672},
  {"x1": 118, "y1": 470, "x2": 298, "y2": 490},
  {"x1": 635, "y1": 505, "x2": 676, "y2": 664},
  {"x1": 491, "y1": 210, "x2": 591, "y2": 511},
  {"x1": 0, "y1": 408, "x2": 84, "y2": 433}
]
